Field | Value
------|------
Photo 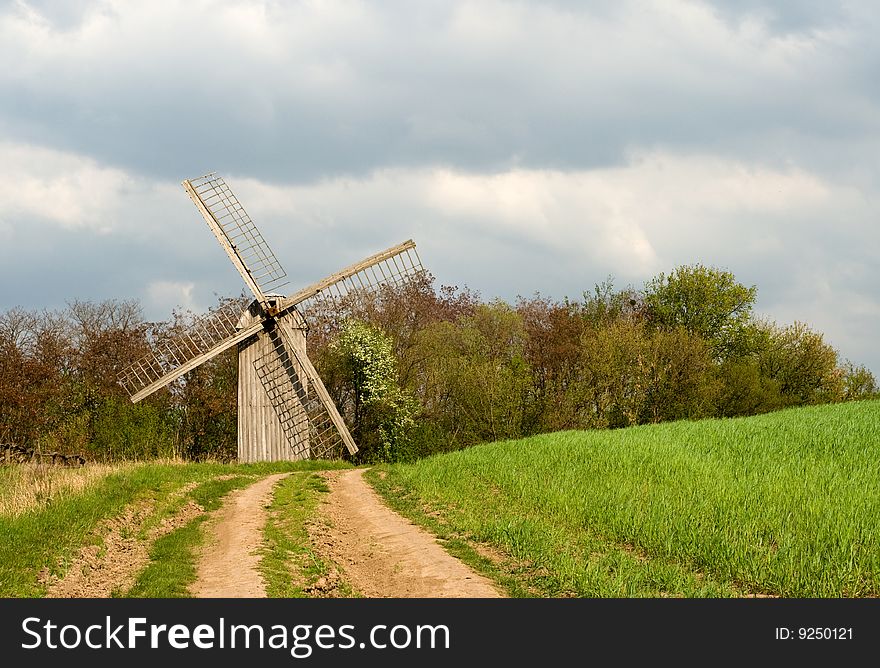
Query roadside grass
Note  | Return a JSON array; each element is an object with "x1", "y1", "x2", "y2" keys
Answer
[
  {"x1": 368, "y1": 399, "x2": 880, "y2": 598},
  {"x1": 0, "y1": 459, "x2": 345, "y2": 598},
  {"x1": 260, "y1": 471, "x2": 357, "y2": 598}
]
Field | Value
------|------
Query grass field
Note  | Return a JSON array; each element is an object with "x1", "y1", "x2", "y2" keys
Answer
[{"x1": 369, "y1": 399, "x2": 880, "y2": 598}]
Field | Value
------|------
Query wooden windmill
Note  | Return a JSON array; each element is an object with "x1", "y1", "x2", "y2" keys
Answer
[{"x1": 118, "y1": 173, "x2": 424, "y2": 462}]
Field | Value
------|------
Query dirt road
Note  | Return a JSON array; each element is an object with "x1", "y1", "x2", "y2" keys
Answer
[
  {"x1": 47, "y1": 467, "x2": 500, "y2": 599},
  {"x1": 191, "y1": 473, "x2": 289, "y2": 598},
  {"x1": 184, "y1": 467, "x2": 503, "y2": 598},
  {"x1": 309, "y1": 469, "x2": 502, "y2": 598}
]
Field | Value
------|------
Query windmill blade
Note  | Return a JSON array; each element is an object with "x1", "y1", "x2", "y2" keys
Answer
[
  {"x1": 119, "y1": 299, "x2": 262, "y2": 403},
  {"x1": 278, "y1": 239, "x2": 424, "y2": 315},
  {"x1": 253, "y1": 322, "x2": 358, "y2": 459},
  {"x1": 183, "y1": 173, "x2": 288, "y2": 305}
]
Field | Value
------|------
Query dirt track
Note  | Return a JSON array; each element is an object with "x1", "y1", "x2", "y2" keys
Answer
[
  {"x1": 193, "y1": 468, "x2": 501, "y2": 598},
  {"x1": 43, "y1": 484, "x2": 203, "y2": 598},
  {"x1": 308, "y1": 469, "x2": 502, "y2": 598},
  {"x1": 48, "y1": 468, "x2": 501, "y2": 598},
  {"x1": 191, "y1": 473, "x2": 289, "y2": 598}
]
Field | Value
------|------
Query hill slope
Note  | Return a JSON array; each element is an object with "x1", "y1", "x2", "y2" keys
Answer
[{"x1": 369, "y1": 400, "x2": 880, "y2": 597}]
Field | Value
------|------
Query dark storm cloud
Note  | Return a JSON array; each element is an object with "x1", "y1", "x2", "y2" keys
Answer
[
  {"x1": 704, "y1": 0, "x2": 854, "y2": 32},
  {"x1": 1, "y1": 0, "x2": 877, "y2": 182},
  {"x1": 0, "y1": 0, "x2": 878, "y2": 374}
]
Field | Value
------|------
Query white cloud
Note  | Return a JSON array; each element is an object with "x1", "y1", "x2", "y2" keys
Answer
[
  {"x1": 0, "y1": 141, "x2": 135, "y2": 232},
  {"x1": 146, "y1": 280, "x2": 199, "y2": 314},
  {"x1": 0, "y1": 140, "x2": 200, "y2": 239},
  {"x1": 231, "y1": 151, "x2": 838, "y2": 282}
]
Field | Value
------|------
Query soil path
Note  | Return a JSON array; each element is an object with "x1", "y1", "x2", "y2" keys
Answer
[
  {"x1": 310, "y1": 469, "x2": 502, "y2": 598},
  {"x1": 191, "y1": 473, "x2": 289, "y2": 598}
]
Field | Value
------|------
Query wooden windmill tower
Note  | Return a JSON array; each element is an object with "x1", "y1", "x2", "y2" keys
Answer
[{"x1": 118, "y1": 173, "x2": 424, "y2": 462}]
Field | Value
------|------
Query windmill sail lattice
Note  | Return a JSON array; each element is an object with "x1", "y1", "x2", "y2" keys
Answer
[
  {"x1": 118, "y1": 299, "x2": 261, "y2": 402},
  {"x1": 118, "y1": 172, "x2": 427, "y2": 462},
  {"x1": 283, "y1": 240, "x2": 424, "y2": 319},
  {"x1": 253, "y1": 323, "x2": 356, "y2": 459},
  {"x1": 183, "y1": 173, "x2": 288, "y2": 303}
]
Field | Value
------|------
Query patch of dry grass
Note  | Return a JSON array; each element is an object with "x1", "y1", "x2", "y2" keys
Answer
[{"x1": 0, "y1": 462, "x2": 134, "y2": 517}]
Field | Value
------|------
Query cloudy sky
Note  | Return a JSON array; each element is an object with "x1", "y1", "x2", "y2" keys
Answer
[{"x1": 1, "y1": 0, "x2": 878, "y2": 374}]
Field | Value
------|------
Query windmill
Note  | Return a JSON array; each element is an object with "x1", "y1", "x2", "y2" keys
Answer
[{"x1": 118, "y1": 173, "x2": 424, "y2": 462}]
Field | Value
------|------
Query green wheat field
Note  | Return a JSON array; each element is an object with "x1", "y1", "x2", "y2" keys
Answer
[{"x1": 370, "y1": 399, "x2": 880, "y2": 597}]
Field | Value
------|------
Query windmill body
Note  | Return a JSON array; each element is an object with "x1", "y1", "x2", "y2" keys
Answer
[
  {"x1": 237, "y1": 301, "x2": 309, "y2": 462},
  {"x1": 118, "y1": 173, "x2": 424, "y2": 462}
]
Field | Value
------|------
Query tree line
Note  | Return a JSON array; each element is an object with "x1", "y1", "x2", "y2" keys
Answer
[{"x1": 0, "y1": 265, "x2": 876, "y2": 462}]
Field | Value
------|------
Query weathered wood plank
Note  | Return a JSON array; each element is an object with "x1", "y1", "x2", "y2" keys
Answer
[{"x1": 238, "y1": 311, "x2": 310, "y2": 462}]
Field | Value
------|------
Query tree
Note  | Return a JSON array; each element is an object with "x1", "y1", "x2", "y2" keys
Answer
[
  {"x1": 644, "y1": 264, "x2": 758, "y2": 361},
  {"x1": 841, "y1": 361, "x2": 878, "y2": 401},
  {"x1": 324, "y1": 320, "x2": 418, "y2": 463},
  {"x1": 410, "y1": 302, "x2": 531, "y2": 448},
  {"x1": 516, "y1": 294, "x2": 586, "y2": 433},
  {"x1": 67, "y1": 299, "x2": 149, "y2": 395},
  {"x1": 0, "y1": 300, "x2": 180, "y2": 459},
  {"x1": 571, "y1": 320, "x2": 647, "y2": 429},
  {"x1": 713, "y1": 359, "x2": 784, "y2": 417},
  {"x1": 570, "y1": 320, "x2": 714, "y2": 428},
  {"x1": 305, "y1": 272, "x2": 478, "y2": 388},
  {"x1": 0, "y1": 309, "x2": 65, "y2": 445},
  {"x1": 581, "y1": 277, "x2": 645, "y2": 327},
  {"x1": 757, "y1": 321, "x2": 841, "y2": 406}
]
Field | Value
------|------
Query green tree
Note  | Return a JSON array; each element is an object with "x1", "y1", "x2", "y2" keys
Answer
[
  {"x1": 644, "y1": 264, "x2": 758, "y2": 361},
  {"x1": 841, "y1": 361, "x2": 878, "y2": 400},
  {"x1": 713, "y1": 359, "x2": 784, "y2": 417},
  {"x1": 757, "y1": 321, "x2": 842, "y2": 406},
  {"x1": 580, "y1": 277, "x2": 644, "y2": 327},
  {"x1": 570, "y1": 320, "x2": 714, "y2": 428},
  {"x1": 411, "y1": 302, "x2": 531, "y2": 448},
  {"x1": 570, "y1": 320, "x2": 647, "y2": 429}
]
